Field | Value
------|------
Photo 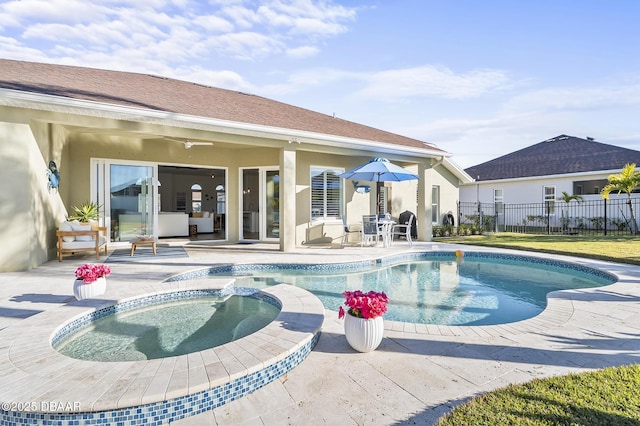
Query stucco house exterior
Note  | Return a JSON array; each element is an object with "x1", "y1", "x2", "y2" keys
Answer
[
  {"x1": 459, "y1": 134, "x2": 640, "y2": 231},
  {"x1": 0, "y1": 59, "x2": 471, "y2": 272}
]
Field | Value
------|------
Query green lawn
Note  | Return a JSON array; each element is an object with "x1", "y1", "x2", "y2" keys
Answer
[
  {"x1": 433, "y1": 232, "x2": 640, "y2": 425},
  {"x1": 436, "y1": 233, "x2": 640, "y2": 265},
  {"x1": 436, "y1": 364, "x2": 640, "y2": 426}
]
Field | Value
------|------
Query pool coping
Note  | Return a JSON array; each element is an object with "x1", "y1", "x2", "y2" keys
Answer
[
  {"x1": 167, "y1": 250, "x2": 618, "y2": 339},
  {"x1": 0, "y1": 278, "x2": 325, "y2": 422}
]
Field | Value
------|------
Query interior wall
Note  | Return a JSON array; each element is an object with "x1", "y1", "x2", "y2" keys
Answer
[{"x1": 158, "y1": 169, "x2": 225, "y2": 214}]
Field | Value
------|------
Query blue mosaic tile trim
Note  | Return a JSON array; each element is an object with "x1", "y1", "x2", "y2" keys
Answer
[
  {"x1": 377, "y1": 251, "x2": 617, "y2": 283},
  {"x1": 52, "y1": 288, "x2": 280, "y2": 348},
  {"x1": 165, "y1": 260, "x2": 376, "y2": 282},
  {"x1": 0, "y1": 332, "x2": 320, "y2": 426},
  {"x1": 167, "y1": 251, "x2": 616, "y2": 285}
]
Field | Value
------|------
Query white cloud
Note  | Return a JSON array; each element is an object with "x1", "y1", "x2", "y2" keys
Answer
[
  {"x1": 207, "y1": 31, "x2": 285, "y2": 60},
  {"x1": 192, "y1": 14, "x2": 235, "y2": 33},
  {"x1": 216, "y1": 4, "x2": 260, "y2": 29},
  {"x1": 258, "y1": 65, "x2": 512, "y2": 101},
  {"x1": 357, "y1": 65, "x2": 513, "y2": 100},
  {"x1": 286, "y1": 45, "x2": 319, "y2": 58},
  {"x1": 173, "y1": 67, "x2": 255, "y2": 92},
  {"x1": 0, "y1": 35, "x2": 49, "y2": 61},
  {"x1": 285, "y1": 67, "x2": 355, "y2": 86},
  {"x1": 0, "y1": 0, "x2": 359, "y2": 68},
  {"x1": 257, "y1": 1, "x2": 354, "y2": 36},
  {"x1": 0, "y1": 0, "x2": 107, "y2": 24},
  {"x1": 505, "y1": 84, "x2": 640, "y2": 113}
]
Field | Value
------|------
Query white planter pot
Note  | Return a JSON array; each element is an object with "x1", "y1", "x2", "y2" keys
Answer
[
  {"x1": 73, "y1": 277, "x2": 106, "y2": 300},
  {"x1": 344, "y1": 313, "x2": 384, "y2": 353}
]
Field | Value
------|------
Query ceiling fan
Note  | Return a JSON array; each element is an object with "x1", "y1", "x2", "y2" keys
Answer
[{"x1": 164, "y1": 137, "x2": 214, "y2": 149}]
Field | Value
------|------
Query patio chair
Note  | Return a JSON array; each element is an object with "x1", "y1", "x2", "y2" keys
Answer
[
  {"x1": 56, "y1": 220, "x2": 108, "y2": 261},
  {"x1": 392, "y1": 213, "x2": 414, "y2": 247},
  {"x1": 341, "y1": 216, "x2": 361, "y2": 246},
  {"x1": 361, "y1": 215, "x2": 379, "y2": 246}
]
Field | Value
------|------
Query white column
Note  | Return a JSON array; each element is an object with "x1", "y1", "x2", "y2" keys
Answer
[
  {"x1": 417, "y1": 162, "x2": 433, "y2": 241},
  {"x1": 280, "y1": 148, "x2": 296, "y2": 252}
]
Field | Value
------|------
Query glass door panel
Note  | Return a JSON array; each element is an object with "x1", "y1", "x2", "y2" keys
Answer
[
  {"x1": 110, "y1": 164, "x2": 155, "y2": 242},
  {"x1": 266, "y1": 170, "x2": 280, "y2": 239},
  {"x1": 241, "y1": 169, "x2": 260, "y2": 240}
]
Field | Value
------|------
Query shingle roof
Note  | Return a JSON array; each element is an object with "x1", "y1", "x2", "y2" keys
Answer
[
  {"x1": 0, "y1": 59, "x2": 443, "y2": 152},
  {"x1": 465, "y1": 134, "x2": 640, "y2": 181}
]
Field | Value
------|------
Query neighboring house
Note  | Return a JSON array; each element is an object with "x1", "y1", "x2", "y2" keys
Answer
[
  {"x1": 0, "y1": 59, "x2": 471, "y2": 272},
  {"x1": 459, "y1": 134, "x2": 640, "y2": 230}
]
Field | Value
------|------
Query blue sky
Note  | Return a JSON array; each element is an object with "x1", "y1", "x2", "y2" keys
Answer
[{"x1": 1, "y1": 0, "x2": 639, "y2": 168}]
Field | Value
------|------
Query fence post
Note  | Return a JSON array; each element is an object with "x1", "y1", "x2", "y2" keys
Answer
[{"x1": 604, "y1": 198, "x2": 607, "y2": 236}]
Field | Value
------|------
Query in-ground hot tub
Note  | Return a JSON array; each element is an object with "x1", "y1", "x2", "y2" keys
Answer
[
  {"x1": 0, "y1": 281, "x2": 324, "y2": 426},
  {"x1": 53, "y1": 289, "x2": 281, "y2": 362}
]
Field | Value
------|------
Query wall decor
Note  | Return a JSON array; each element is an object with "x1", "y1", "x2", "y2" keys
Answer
[{"x1": 47, "y1": 160, "x2": 60, "y2": 191}]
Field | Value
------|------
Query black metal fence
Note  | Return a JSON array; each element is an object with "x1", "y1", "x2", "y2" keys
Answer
[{"x1": 456, "y1": 197, "x2": 640, "y2": 236}]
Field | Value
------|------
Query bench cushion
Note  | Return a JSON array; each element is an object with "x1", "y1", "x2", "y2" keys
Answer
[
  {"x1": 59, "y1": 221, "x2": 76, "y2": 242},
  {"x1": 57, "y1": 237, "x2": 106, "y2": 250},
  {"x1": 71, "y1": 222, "x2": 93, "y2": 241}
]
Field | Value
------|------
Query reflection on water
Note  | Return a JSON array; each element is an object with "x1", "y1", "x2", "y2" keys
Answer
[{"x1": 209, "y1": 257, "x2": 613, "y2": 326}]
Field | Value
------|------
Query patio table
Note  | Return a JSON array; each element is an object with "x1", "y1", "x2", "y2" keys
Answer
[
  {"x1": 377, "y1": 220, "x2": 395, "y2": 247},
  {"x1": 130, "y1": 238, "x2": 157, "y2": 256}
]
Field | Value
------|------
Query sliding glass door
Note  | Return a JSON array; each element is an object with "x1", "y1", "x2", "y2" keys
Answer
[
  {"x1": 265, "y1": 170, "x2": 280, "y2": 239},
  {"x1": 241, "y1": 167, "x2": 279, "y2": 241},
  {"x1": 93, "y1": 160, "x2": 158, "y2": 242}
]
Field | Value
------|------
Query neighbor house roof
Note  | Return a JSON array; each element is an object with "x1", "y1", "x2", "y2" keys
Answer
[
  {"x1": 0, "y1": 59, "x2": 444, "y2": 153},
  {"x1": 465, "y1": 134, "x2": 640, "y2": 181}
]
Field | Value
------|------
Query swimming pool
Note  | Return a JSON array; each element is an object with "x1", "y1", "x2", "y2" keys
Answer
[{"x1": 170, "y1": 251, "x2": 617, "y2": 325}]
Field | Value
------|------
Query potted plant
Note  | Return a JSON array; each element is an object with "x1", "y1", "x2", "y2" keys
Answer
[
  {"x1": 68, "y1": 201, "x2": 101, "y2": 224},
  {"x1": 73, "y1": 263, "x2": 111, "y2": 300},
  {"x1": 338, "y1": 290, "x2": 388, "y2": 352}
]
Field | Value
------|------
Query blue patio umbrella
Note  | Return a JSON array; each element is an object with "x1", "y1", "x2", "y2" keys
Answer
[{"x1": 338, "y1": 157, "x2": 419, "y2": 182}]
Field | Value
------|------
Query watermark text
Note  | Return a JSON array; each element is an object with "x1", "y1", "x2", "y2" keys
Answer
[{"x1": 1, "y1": 401, "x2": 81, "y2": 412}]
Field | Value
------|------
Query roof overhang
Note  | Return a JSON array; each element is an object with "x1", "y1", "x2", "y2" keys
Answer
[
  {"x1": 461, "y1": 169, "x2": 622, "y2": 186},
  {"x1": 439, "y1": 158, "x2": 474, "y2": 184},
  {"x1": 0, "y1": 88, "x2": 448, "y2": 159}
]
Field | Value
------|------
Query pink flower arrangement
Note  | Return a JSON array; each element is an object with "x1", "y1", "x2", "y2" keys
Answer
[
  {"x1": 338, "y1": 290, "x2": 389, "y2": 320},
  {"x1": 75, "y1": 263, "x2": 111, "y2": 284}
]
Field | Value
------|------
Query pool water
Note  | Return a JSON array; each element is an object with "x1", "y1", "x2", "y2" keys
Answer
[
  {"x1": 55, "y1": 295, "x2": 280, "y2": 361},
  {"x1": 204, "y1": 255, "x2": 615, "y2": 325}
]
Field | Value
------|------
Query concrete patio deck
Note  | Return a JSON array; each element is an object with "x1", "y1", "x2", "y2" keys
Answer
[{"x1": 0, "y1": 241, "x2": 638, "y2": 425}]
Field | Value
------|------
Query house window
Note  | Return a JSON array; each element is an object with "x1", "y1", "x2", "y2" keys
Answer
[
  {"x1": 176, "y1": 191, "x2": 186, "y2": 211},
  {"x1": 494, "y1": 189, "x2": 504, "y2": 214},
  {"x1": 311, "y1": 167, "x2": 343, "y2": 220},
  {"x1": 573, "y1": 179, "x2": 607, "y2": 194},
  {"x1": 543, "y1": 186, "x2": 555, "y2": 214},
  {"x1": 191, "y1": 183, "x2": 202, "y2": 213},
  {"x1": 377, "y1": 185, "x2": 389, "y2": 215},
  {"x1": 431, "y1": 185, "x2": 440, "y2": 223},
  {"x1": 216, "y1": 185, "x2": 226, "y2": 214}
]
